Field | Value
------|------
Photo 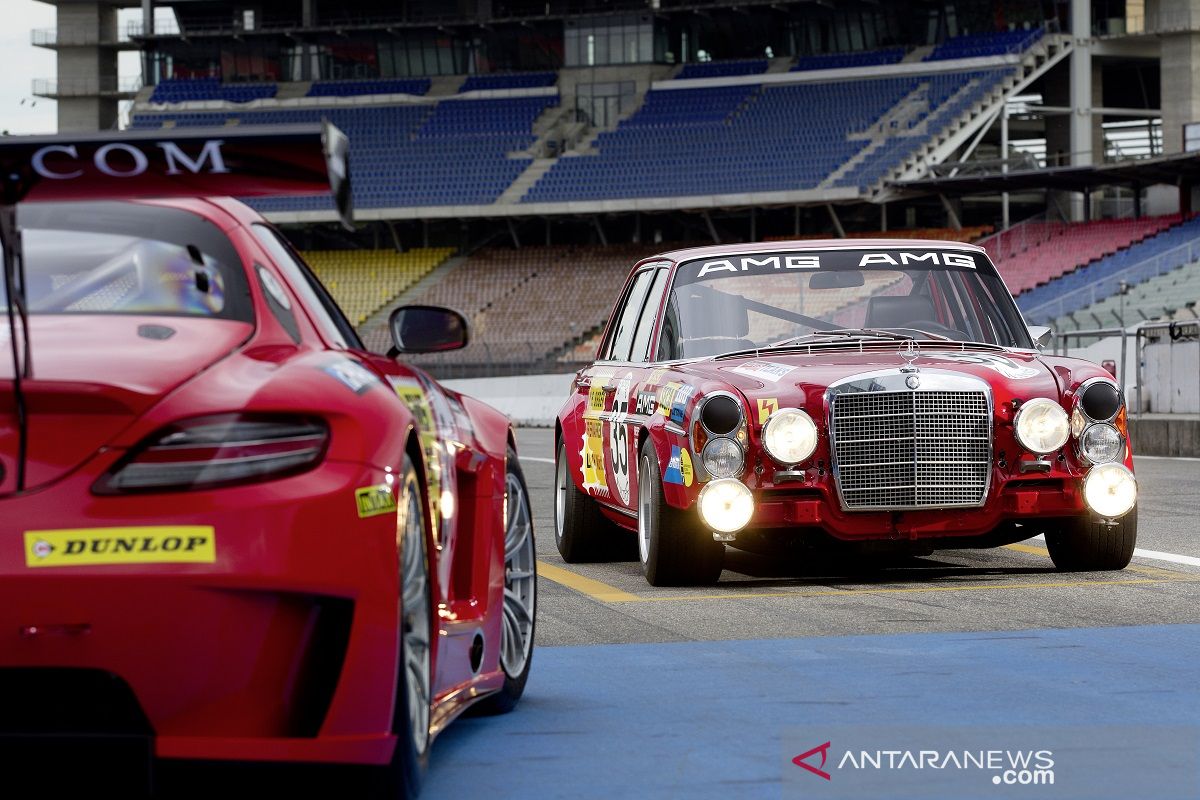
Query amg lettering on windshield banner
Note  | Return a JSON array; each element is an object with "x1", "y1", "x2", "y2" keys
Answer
[{"x1": 679, "y1": 250, "x2": 981, "y2": 284}]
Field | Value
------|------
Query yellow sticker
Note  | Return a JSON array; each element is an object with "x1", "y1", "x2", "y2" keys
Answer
[
  {"x1": 588, "y1": 381, "x2": 607, "y2": 414},
  {"x1": 657, "y1": 382, "x2": 681, "y2": 417},
  {"x1": 757, "y1": 397, "x2": 779, "y2": 425},
  {"x1": 356, "y1": 485, "x2": 397, "y2": 518},
  {"x1": 679, "y1": 448, "x2": 694, "y2": 487},
  {"x1": 24, "y1": 526, "x2": 216, "y2": 568},
  {"x1": 581, "y1": 418, "x2": 608, "y2": 494}
]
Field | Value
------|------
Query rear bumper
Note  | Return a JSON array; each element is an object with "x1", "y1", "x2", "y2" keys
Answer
[{"x1": 0, "y1": 458, "x2": 403, "y2": 766}]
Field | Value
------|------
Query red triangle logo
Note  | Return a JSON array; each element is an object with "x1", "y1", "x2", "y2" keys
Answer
[{"x1": 792, "y1": 741, "x2": 832, "y2": 780}]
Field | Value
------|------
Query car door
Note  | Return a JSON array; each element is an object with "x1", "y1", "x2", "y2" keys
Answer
[{"x1": 576, "y1": 265, "x2": 669, "y2": 513}]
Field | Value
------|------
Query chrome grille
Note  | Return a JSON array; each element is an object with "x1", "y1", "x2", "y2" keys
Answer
[{"x1": 832, "y1": 390, "x2": 990, "y2": 509}]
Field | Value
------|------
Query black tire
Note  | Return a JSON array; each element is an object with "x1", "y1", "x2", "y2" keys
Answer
[
  {"x1": 638, "y1": 439, "x2": 724, "y2": 586},
  {"x1": 1045, "y1": 506, "x2": 1137, "y2": 571},
  {"x1": 554, "y1": 436, "x2": 634, "y2": 562},
  {"x1": 371, "y1": 456, "x2": 431, "y2": 800},
  {"x1": 471, "y1": 447, "x2": 536, "y2": 716}
]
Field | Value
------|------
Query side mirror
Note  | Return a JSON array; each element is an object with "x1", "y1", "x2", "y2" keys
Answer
[
  {"x1": 1027, "y1": 325, "x2": 1052, "y2": 349},
  {"x1": 389, "y1": 305, "x2": 469, "y2": 354}
]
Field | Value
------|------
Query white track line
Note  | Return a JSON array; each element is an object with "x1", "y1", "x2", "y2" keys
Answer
[
  {"x1": 1134, "y1": 455, "x2": 1200, "y2": 462},
  {"x1": 521, "y1": 456, "x2": 556, "y2": 464},
  {"x1": 1028, "y1": 533, "x2": 1200, "y2": 568}
]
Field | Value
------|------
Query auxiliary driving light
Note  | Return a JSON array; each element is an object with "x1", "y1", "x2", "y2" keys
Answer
[
  {"x1": 1083, "y1": 462, "x2": 1137, "y2": 518},
  {"x1": 1079, "y1": 423, "x2": 1123, "y2": 464},
  {"x1": 701, "y1": 437, "x2": 744, "y2": 479},
  {"x1": 1014, "y1": 397, "x2": 1070, "y2": 454},
  {"x1": 762, "y1": 408, "x2": 818, "y2": 465},
  {"x1": 697, "y1": 479, "x2": 754, "y2": 534}
]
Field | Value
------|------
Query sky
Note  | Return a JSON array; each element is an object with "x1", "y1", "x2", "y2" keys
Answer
[
  {"x1": 0, "y1": 0, "x2": 149, "y2": 135},
  {"x1": 1, "y1": 1, "x2": 57, "y2": 134}
]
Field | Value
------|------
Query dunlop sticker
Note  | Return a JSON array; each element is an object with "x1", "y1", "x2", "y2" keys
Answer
[
  {"x1": 356, "y1": 485, "x2": 397, "y2": 518},
  {"x1": 25, "y1": 526, "x2": 216, "y2": 568}
]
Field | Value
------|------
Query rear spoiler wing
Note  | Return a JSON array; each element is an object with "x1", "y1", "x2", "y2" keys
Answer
[
  {"x1": 1, "y1": 123, "x2": 350, "y2": 493},
  {"x1": 0, "y1": 122, "x2": 352, "y2": 229}
]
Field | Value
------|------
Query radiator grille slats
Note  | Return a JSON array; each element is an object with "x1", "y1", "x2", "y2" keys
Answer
[{"x1": 832, "y1": 389, "x2": 990, "y2": 509}]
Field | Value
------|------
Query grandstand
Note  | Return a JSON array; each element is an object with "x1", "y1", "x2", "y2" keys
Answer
[{"x1": 66, "y1": 0, "x2": 1192, "y2": 376}]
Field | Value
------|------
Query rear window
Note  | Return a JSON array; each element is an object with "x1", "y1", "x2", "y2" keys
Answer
[{"x1": 3, "y1": 202, "x2": 252, "y2": 322}]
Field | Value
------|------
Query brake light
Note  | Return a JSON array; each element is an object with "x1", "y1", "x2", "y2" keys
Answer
[{"x1": 95, "y1": 414, "x2": 329, "y2": 493}]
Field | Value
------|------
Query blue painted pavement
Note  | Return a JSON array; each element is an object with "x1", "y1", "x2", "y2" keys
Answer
[{"x1": 424, "y1": 625, "x2": 1200, "y2": 799}]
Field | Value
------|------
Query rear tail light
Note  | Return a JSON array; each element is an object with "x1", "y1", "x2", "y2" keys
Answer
[{"x1": 95, "y1": 414, "x2": 329, "y2": 494}]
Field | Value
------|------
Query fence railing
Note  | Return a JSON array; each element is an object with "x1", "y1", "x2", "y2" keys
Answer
[
  {"x1": 30, "y1": 26, "x2": 132, "y2": 46},
  {"x1": 977, "y1": 211, "x2": 1062, "y2": 264},
  {"x1": 1022, "y1": 237, "x2": 1200, "y2": 324},
  {"x1": 32, "y1": 76, "x2": 143, "y2": 97},
  {"x1": 404, "y1": 340, "x2": 590, "y2": 380}
]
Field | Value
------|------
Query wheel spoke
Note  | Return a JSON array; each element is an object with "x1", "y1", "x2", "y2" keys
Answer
[
  {"x1": 506, "y1": 568, "x2": 535, "y2": 581},
  {"x1": 504, "y1": 588, "x2": 533, "y2": 623}
]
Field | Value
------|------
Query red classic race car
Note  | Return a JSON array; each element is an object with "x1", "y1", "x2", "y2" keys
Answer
[
  {"x1": 0, "y1": 128, "x2": 535, "y2": 797},
  {"x1": 555, "y1": 240, "x2": 1136, "y2": 586}
]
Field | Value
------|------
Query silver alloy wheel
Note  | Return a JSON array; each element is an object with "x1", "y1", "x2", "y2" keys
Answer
[
  {"x1": 400, "y1": 475, "x2": 431, "y2": 756},
  {"x1": 501, "y1": 470, "x2": 536, "y2": 677},
  {"x1": 638, "y1": 452, "x2": 653, "y2": 564},
  {"x1": 554, "y1": 450, "x2": 568, "y2": 544}
]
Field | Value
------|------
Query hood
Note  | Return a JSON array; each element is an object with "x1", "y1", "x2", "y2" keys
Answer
[
  {"x1": 0, "y1": 315, "x2": 253, "y2": 494},
  {"x1": 672, "y1": 346, "x2": 1061, "y2": 416}
]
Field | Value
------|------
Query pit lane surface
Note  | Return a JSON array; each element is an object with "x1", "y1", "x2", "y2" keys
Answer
[{"x1": 424, "y1": 429, "x2": 1200, "y2": 798}]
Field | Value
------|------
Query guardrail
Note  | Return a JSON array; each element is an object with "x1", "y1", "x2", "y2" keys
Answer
[
  {"x1": 1022, "y1": 238, "x2": 1200, "y2": 324},
  {"x1": 32, "y1": 76, "x2": 143, "y2": 97},
  {"x1": 30, "y1": 26, "x2": 132, "y2": 47}
]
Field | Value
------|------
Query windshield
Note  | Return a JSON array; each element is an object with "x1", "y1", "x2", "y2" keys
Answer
[
  {"x1": 2, "y1": 201, "x2": 252, "y2": 322},
  {"x1": 658, "y1": 248, "x2": 1031, "y2": 360}
]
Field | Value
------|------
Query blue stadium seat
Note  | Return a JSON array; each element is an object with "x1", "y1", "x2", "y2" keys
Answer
[
  {"x1": 150, "y1": 78, "x2": 277, "y2": 104},
  {"x1": 307, "y1": 78, "x2": 432, "y2": 97},
  {"x1": 459, "y1": 72, "x2": 558, "y2": 92}
]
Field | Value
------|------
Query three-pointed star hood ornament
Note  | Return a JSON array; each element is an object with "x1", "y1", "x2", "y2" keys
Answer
[{"x1": 899, "y1": 339, "x2": 920, "y2": 371}]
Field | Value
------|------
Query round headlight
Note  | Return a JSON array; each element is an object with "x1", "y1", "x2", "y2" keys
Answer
[
  {"x1": 1080, "y1": 380, "x2": 1122, "y2": 422},
  {"x1": 697, "y1": 479, "x2": 754, "y2": 533},
  {"x1": 762, "y1": 408, "x2": 818, "y2": 465},
  {"x1": 1014, "y1": 397, "x2": 1069, "y2": 454},
  {"x1": 700, "y1": 394, "x2": 742, "y2": 436},
  {"x1": 702, "y1": 437, "x2": 743, "y2": 479},
  {"x1": 1080, "y1": 423, "x2": 1123, "y2": 464},
  {"x1": 1083, "y1": 462, "x2": 1137, "y2": 518}
]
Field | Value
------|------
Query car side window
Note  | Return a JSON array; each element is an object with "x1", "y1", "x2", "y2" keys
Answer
[
  {"x1": 605, "y1": 270, "x2": 654, "y2": 362},
  {"x1": 656, "y1": 294, "x2": 682, "y2": 362},
  {"x1": 629, "y1": 269, "x2": 668, "y2": 362},
  {"x1": 251, "y1": 225, "x2": 362, "y2": 351}
]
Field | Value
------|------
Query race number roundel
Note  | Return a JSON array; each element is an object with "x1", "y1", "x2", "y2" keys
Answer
[{"x1": 609, "y1": 373, "x2": 633, "y2": 505}]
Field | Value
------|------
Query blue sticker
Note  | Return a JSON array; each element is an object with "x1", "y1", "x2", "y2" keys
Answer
[
  {"x1": 670, "y1": 384, "x2": 696, "y2": 425},
  {"x1": 664, "y1": 447, "x2": 684, "y2": 485},
  {"x1": 323, "y1": 360, "x2": 377, "y2": 395}
]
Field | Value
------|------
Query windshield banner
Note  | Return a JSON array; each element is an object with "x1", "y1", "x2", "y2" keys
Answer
[
  {"x1": 0, "y1": 123, "x2": 352, "y2": 229},
  {"x1": 676, "y1": 249, "x2": 986, "y2": 286}
]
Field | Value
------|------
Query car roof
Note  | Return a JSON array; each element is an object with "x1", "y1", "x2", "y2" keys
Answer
[{"x1": 655, "y1": 238, "x2": 987, "y2": 264}]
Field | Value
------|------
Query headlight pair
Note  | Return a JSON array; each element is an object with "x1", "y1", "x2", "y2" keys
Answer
[{"x1": 695, "y1": 394, "x2": 745, "y2": 479}]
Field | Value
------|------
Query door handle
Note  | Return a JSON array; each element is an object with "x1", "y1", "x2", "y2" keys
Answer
[{"x1": 602, "y1": 385, "x2": 617, "y2": 394}]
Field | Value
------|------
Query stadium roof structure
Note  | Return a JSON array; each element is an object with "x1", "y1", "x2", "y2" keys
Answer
[{"x1": 892, "y1": 150, "x2": 1200, "y2": 197}]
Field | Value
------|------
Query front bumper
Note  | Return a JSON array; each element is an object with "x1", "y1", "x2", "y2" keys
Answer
[
  {"x1": 751, "y1": 475, "x2": 1088, "y2": 542},
  {"x1": 0, "y1": 458, "x2": 402, "y2": 766}
]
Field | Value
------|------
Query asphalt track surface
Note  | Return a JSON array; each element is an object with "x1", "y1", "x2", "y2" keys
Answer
[{"x1": 424, "y1": 429, "x2": 1200, "y2": 799}]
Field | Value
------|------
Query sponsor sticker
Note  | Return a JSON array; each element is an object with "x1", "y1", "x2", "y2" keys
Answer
[
  {"x1": 355, "y1": 485, "x2": 397, "y2": 518},
  {"x1": 934, "y1": 352, "x2": 1040, "y2": 380},
  {"x1": 24, "y1": 526, "x2": 216, "y2": 568},
  {"x1": 757, "y1": 397, "x2": 779, "y2": 424},
  {"x1": 588, "y1": 379, "x2": 608, "y2": 416},
  {"x1": 323, "y1": 360, "x2": 377, "y2": 395},
  {"x1": 580, "y1": 418, "x2": 608, "y2": 495},
  {"x1": 731, "y1": 360, "x2": 796, "y2": 384},
  {"x1": 646, "y1": 368, "x2": 668, "y2": 387},
  {"x1": 663, "y1": 446, "x2": 694, "y2": 487},
  {"x1": 657, "y1": 382, "x2": 682, "y2": 417},
  {"x1": 670, "y1": 384, "x2": 697, "y2": 425},
  {"x1": 634, "y1": 390, "x2": 658, "y2": 416}
]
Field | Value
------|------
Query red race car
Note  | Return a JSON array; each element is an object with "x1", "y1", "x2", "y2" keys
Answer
[
  {"x1": 555, "y1": 240, "x2": 1136, "y2": 585},
  {"x1": 0, "y1": 127, "x2": 535, "y2": 797}
]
